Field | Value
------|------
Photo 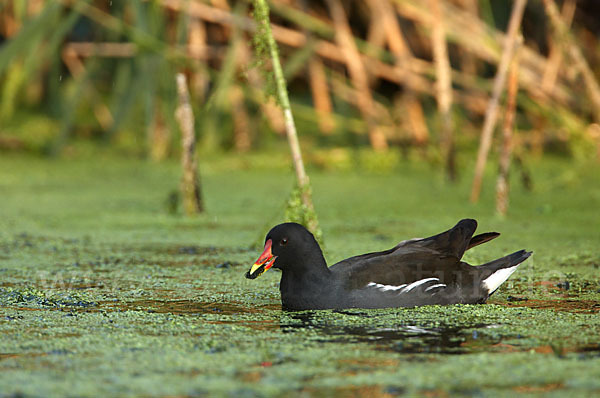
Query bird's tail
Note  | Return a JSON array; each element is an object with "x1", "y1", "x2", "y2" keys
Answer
[
  {"x1": 479, "y1": 250, "x2": 532, "y2": 296},
  {"x1": 466, "y1": 232, "x2": 500, "y2": 251}
]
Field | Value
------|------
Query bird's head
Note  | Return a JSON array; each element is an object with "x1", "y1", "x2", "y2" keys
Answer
[{"x1": 245, "y1": 222, "x2": 320, "y2": 279}]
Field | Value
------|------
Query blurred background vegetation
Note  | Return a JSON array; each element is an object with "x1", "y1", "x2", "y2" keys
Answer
[{"x1": 1, "y1": 0, "x2": 599, "y2": 174}]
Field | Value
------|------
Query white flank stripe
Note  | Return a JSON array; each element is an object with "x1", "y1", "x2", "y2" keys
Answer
[
  {"x1": 482, "y1": 265, "x2": 519, "y2": 293},
  {"x1": 367, "y1": 282, "x2": 407, "y2": 292},
  {"x1": 424, "y1": 283, "x2": 447, "y2": 292},
  {"x1": 367, "y1": 278, "x2": 442, "y2": 294},
  {"x1": 400, "y1": 277, "x2": 439, "y2": 293}
]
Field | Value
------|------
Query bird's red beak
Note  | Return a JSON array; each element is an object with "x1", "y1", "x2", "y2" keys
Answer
[{"x1": 246, "y1": 239, "x2": 277, "y2": 279}]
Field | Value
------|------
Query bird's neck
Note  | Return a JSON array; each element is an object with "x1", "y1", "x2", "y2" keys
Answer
[
  {"x1": 283, "y1": 250, "x2": 330, "y2": 281},
  {"x1": 279, "y1": 251, "x2": 332, "y2": 309}
]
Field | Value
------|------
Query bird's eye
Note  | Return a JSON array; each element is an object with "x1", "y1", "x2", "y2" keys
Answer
[{"x1": 280, "y1": 238, "x2": 288, "y2": 246}]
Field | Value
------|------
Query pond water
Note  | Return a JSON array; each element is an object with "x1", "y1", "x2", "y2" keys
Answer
[{"x1": 1, "y1": 155, "x2": 599, "y2": 396}]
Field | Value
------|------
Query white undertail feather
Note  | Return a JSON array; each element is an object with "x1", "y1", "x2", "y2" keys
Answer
[{"x1": 482, "y1": 265, "x2": 519, "y2": 294}]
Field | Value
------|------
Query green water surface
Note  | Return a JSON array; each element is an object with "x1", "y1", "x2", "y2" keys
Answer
[{"x1": 1, "y1": 153, "x2": 599, "y2": 397}]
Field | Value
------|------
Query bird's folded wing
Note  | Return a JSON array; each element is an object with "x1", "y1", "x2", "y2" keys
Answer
[{"x1": 330, "y1": 246, "x2": 461, "y2": 289}]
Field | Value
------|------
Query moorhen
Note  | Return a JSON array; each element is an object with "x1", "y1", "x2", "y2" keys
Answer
[{"x1": 246, "y1": 219, "x2": 531, "y2": 310}]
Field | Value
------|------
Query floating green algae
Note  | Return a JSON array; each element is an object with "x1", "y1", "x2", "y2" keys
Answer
[{"x1": 0, "y1": 153, "x2": 599, "y2": 396}]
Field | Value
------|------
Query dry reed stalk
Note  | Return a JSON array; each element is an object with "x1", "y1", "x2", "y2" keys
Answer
[
  {"x1": 210, "y1": 0, "x2": 230, "y2": 11},
  {"x1": 61, "y1": 46, "x2": 86, "y2": 77},
  {"x1": 175, "y1": 73, "x2": 204, "y2": 214},
  {"x1": 62, "y1": 42, "x2": 138, "y2": 57},
  {"x1": 470, "y1": 0, "x2": 527, "y2": 203},
  {"x1": 27, "y1": 0, "x2": 45, "y2": 15},
  {"x1": 366, "y1": 9, "x2": 387, "y2": 51},
  {"x1": 261, "y1": 99, "x2": 287, "y2": 135},
  {"x1": 541, "y1": 0, "x2": 576, "y2": 94},
  {"x1": 188, "y1": 18, "x2": 209, "y2": 100},
  {"x1": 61, "y1": 46, "x2": 114, "y2": 131},
  {"x1": 365, "y1": 10, "x2": 387, "y2": 86},
  {"x1": 188, "y1": 18, "x2": 207, "y2": 59},
  {"x1": 1, "y1": 6, "x2": 20, "y2": 37},
  {"x1": 213, "y1": 2, "x2": 496, "y2": 111},
  {"x1": 370, "y1": 0, "x2": 430, "y2": 146},
  {"x1": 430, "y1": 0, "x2": 456, "y2": 180},
  {"x1": 165, "y1": 0, "x2": 426, "y2": 89},
  {"x1": 530, "y1": 118, "x2": 545, "y2": 157},
  {"x1": 161, "y1": 0, "x2": 250, "y2": 30},
  {"x1": 456, "y1": 0, "x2": 478, "y2": 76},
  {"x1": 405, "y1": 92, "x2": 429, "y2": 145},
  {"x1": 332, "y1": 55, "x2": 488, "y2": 121},
  {"x1": 407, "y1": 97, "x2": 430, "y2": 145},
  {"x1": 239, "y1": 41, "x2": 286, "y2": 135},
  {"x1": 328, "y1": 68, "x2": 394, "y2": 125},
  {"x1": 496, "y1": 47, "x2": 521, "y2": 216},
  {"x1": 586, "y1": 124, "x2": 600, "y2": 161},
  {"x1": 72, "y1": 0, "x2": 572, "y2": 122},
  {"x1": 308, "y1": 57, "x2": 335, "y2": 134},
  {"x1": 210, "y1": 0, "x2": 232, "y2": 38},
  {"x1": 243, "y1": 85, "x2": 367, "y2": 135},
  {"x1": 156, "y1": 0, "x2": 580, "y2": 134},
  {"x1": 325, "y1": 0, "x2": 388, "y2": 151},
  {"x1": 542, "y1": 0, "x2": 600, "y2": 121},
  {"x1": 149, "y1": 107, "x2": 170, "y2": 161},
  {"x1": 394, "y1": 0, "x2": 572, "y2": 107},
  {"x1": 63, "y1": 40, "x2": 223, "y2": 60},
  {"x1": 159, "y1": 0, "x2": 474, "y2": 112},
  {"x1": 230, "y1": 84, "x2": 252, "y2": 152},
  {"x1": 92, "y1": 105, "x2": 115, "y2": 133},
  {"x1": 228, "y1": 34, "x2": 252, "y2": 152},
  {"x1": 369, "y1": 0, "x2": 410, "y2": 61},
  {"x1": 165, "y1": 0, "x2": 295, "y2": 136},
  {"x1": 60, "y1": 0, "x2": 186, "y2": 63}
]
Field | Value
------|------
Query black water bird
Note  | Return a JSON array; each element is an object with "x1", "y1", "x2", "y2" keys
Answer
[{"x1": 246, "y1": 219, "x2": 531, "y2": 310}]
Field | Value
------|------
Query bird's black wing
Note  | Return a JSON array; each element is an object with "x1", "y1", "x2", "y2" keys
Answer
[
  {"x1": 330, "y1": 244, "x2": 467, "y2": 289},
  {"x1": 394, "y1": 218, "x2": 479, "y2": 260}
]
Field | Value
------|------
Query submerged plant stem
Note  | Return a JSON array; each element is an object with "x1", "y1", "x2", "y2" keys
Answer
[
  {"x1": 252, "y1": 0, "x2": 320, "y2": 235},
  {"x1": 176, "y1": 73, "x2": 204, "y2": 214}
]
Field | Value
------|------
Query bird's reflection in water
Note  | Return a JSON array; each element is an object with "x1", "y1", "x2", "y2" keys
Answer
[{"x1": 279, "y1": 310, "x2": 498, "y2": 354}]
